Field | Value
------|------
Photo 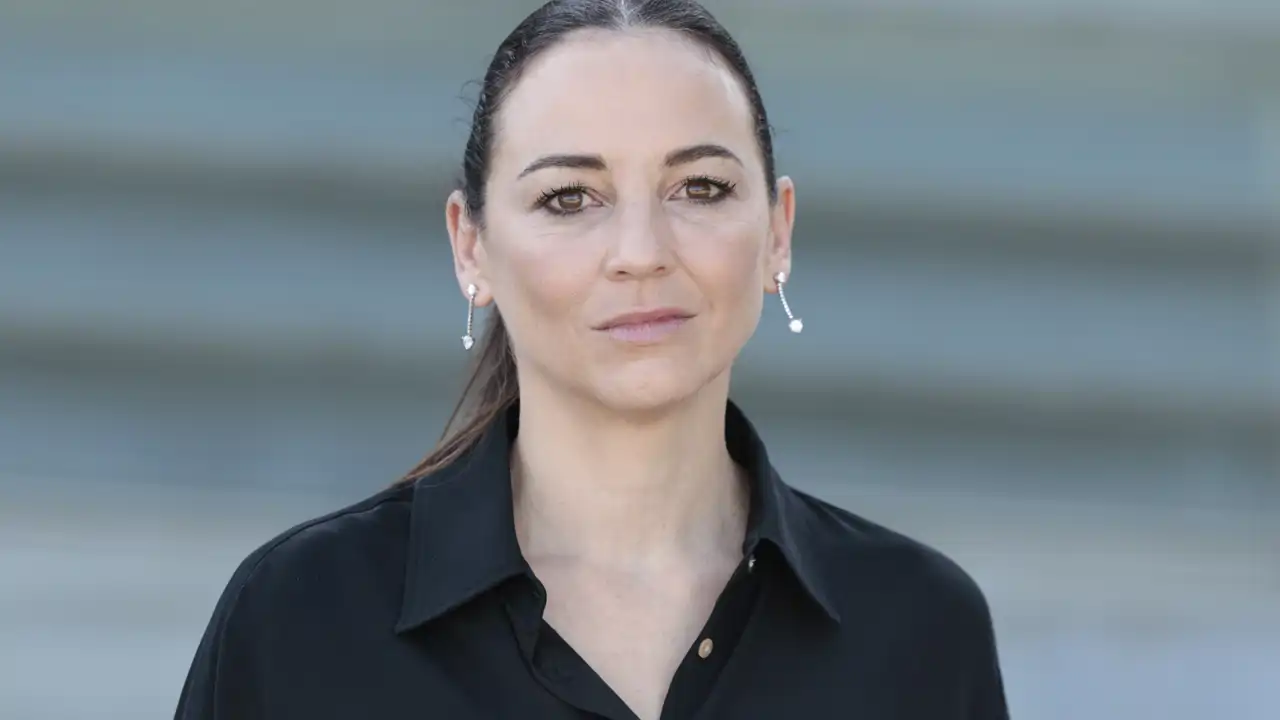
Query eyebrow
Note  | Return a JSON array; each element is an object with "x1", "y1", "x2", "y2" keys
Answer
[{"x1": 517, "y1": 143, "x2": 742, "y2": 179}]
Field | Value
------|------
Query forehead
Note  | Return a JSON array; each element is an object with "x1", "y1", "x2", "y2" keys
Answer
[{"x1": 493, "y1": 28, "x2": 758, "y2": 171}]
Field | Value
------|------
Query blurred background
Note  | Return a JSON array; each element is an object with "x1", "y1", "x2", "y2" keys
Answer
[{"x1": 2, "y1": 0, "x2": 1279, "y2": 717}]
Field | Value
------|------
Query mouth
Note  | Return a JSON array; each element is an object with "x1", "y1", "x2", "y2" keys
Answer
[{"x1": 594, "y1": 308, "x2": 695, "y2": 343}]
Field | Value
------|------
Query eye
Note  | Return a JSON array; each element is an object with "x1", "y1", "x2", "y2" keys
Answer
[
  {"x1": 551, "y1": 190, "x2": 586, "y2": 213},
  {"x1": 536, "y1": 184, "x2": 595, "y2": 216},
  {"x1": 677, "y1": 176, "x2": 736, "y2": 203}
]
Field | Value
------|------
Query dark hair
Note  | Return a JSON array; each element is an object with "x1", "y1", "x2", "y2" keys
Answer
[{"x1": 401, "y1": 0, "x2": 778, "y2": 483}]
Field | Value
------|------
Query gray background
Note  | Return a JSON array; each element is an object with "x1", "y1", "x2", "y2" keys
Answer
[{"x1": 2, "y1": 0, "x2": 1278, "y2": 717}]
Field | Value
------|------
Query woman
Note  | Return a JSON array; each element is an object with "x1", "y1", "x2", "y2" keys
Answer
[{"x1": 176, "y1": 1, "x2": 1008, "y2": 718}]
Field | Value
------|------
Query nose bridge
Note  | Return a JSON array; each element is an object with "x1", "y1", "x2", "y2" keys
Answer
[{"x1": 606, "y1": 191, "x2": 673, "y2": 277}]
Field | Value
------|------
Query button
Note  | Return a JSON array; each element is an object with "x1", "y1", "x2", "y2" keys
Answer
[
  {"x1": 697, "y1": 638, "x2": 714, "y2": 659},
  {"x1": 746, "y1": 555, "x2": 756, "y2": 572}
]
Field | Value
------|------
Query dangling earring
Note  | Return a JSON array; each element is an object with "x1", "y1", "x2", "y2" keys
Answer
[
  {"x1": 461, "y1": 283, "x2": 477, "y2": 350},
  {"x1": 773, "y1": 272, "x2": 803, "y2": 333}
]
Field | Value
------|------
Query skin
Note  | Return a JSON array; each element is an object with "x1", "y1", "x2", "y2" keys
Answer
[{"x1": 446, "y1": 28, "x2": 797, "y2": 720}]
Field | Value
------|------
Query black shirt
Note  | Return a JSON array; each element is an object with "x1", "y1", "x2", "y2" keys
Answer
[{"x1": 176, "y1": 402, "x2": 1009, "y2": 719}]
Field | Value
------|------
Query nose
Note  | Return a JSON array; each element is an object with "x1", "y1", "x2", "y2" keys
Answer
[{"x1": 603, "y1": 198, "x2": 674, "y2": 280}]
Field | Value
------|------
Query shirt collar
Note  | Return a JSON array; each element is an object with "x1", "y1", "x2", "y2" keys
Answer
[
  {"x1": 395, "y1": 400, "x2": 840, "y2": 634},
  {"x1": 728, "y1": 401, "x2": 841, "y2": 623}
]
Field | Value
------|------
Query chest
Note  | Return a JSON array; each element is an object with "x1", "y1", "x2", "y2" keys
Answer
[
  {"x1": 274, "y1": 618, "x2": 966, "y2": 720},
  {"x1": 537, "y1": 569, "x2": 730, "y2": 720},
  {"x1": 254, "y1": 580, "x2": 972, "y2": 720}
]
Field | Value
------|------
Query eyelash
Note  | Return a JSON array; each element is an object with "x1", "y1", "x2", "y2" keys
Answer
[
  {"x1": 535, "y1": 182, "x2": 590, "y2": 212},
  {"x1": 535, "y1": 175, "x2": 738, "y2": 216}
]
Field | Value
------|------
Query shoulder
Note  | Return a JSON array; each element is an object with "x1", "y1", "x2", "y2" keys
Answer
[
  {"x1": 176, "y1": 484, "x2": 416, "y2": 717},
  {"x1": 784, "y1": 487, "x2": 1009, "y2": 715},
  {"x1": 788, "y1": 486, "x2": 994, "y2": 631},
  {"x1": 210, "y1": 483, "x2": 415, "y2": 631}
]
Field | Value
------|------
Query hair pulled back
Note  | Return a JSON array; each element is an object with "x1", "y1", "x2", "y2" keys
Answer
[{"x1": 402, "y1": 0, "x2": 777, "y2": 482}]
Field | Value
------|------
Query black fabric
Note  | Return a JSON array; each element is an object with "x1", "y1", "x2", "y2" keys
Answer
[{"x1": 176, "y1": 401, "x2": 1009, "y2": 719}]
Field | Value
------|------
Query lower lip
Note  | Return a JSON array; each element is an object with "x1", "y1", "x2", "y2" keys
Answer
[{"x1": 602, "y1": 317, "x2": 690, "y2": 343}]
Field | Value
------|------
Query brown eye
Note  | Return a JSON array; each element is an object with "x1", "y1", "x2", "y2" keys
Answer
[
  {"x1": 685, "y1": 180, "x2": 716, "y2": 200},
  {"x1": 678, "y1": 177, "x2": 734, "y2": 203},
  {"x1": 554, "y1": 191, "x2": 585, "y2": 213}
]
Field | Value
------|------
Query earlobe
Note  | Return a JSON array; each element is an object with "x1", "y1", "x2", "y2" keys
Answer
[
  {"x1": 764, "y1": 268, "x2": 785, "y2": 295},
  {"x1": 468, "y1": 282, "x2": 493, "y2": 309}
]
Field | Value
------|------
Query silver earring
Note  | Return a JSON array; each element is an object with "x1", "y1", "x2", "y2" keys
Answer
[
  {"x1": 461, "y1": 283, "x2": 477, "y2": 350},
  {"x1": 773, "y1": 272, "x2": 803, "y2": 333}
]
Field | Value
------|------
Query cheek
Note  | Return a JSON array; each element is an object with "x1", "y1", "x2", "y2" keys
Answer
[
  {"x1": 676, "y1": 221, "x2": 767, "y2": 311},
  {"x1": 486, "y1": 225, "x2": 600, "y2": 327}
]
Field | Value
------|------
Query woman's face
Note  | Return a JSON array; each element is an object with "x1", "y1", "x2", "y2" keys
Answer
[{"x1": 448, "y1": 28, "x2": 795, "y2": 414}]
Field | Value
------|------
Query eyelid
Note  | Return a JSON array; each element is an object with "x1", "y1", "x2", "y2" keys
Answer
[
  {"x1": 535, "y1": 182, "x2": 588, "y2": 206},
  {"x1": 673, "y1": 174, "x2": 737, "y2": 201},
  {"x1": 535, "y1": 182, "x2": 601, "y2": 216}
]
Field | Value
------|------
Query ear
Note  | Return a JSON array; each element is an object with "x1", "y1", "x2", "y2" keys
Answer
[
  {"x1": 446, "y1": 190, "x2": 492, "y2": 307},
  {"x1": 765, "y1": 176, "x2": 797, "y2": 293}
]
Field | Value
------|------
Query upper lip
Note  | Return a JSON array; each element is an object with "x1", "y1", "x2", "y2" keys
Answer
[{"x1": 594, "y1": 308, "x2": 695, "y2": 330}]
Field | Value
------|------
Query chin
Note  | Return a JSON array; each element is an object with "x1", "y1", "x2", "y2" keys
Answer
[{"x1": 589, "y1": 362, "x2": 720, "y2": 416}]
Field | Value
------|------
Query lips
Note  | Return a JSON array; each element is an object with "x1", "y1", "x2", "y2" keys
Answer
[
  {"x1": 594, "y1": 308, "x2": 694, "y2": 331},
  {"x1": 594, "y1": 308, "x2": 695, "y2": 343}
]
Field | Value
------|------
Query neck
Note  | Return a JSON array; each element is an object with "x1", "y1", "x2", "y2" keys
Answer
[{"x1": 511, "y1": 376, "x2": 748, "y2": 571}]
